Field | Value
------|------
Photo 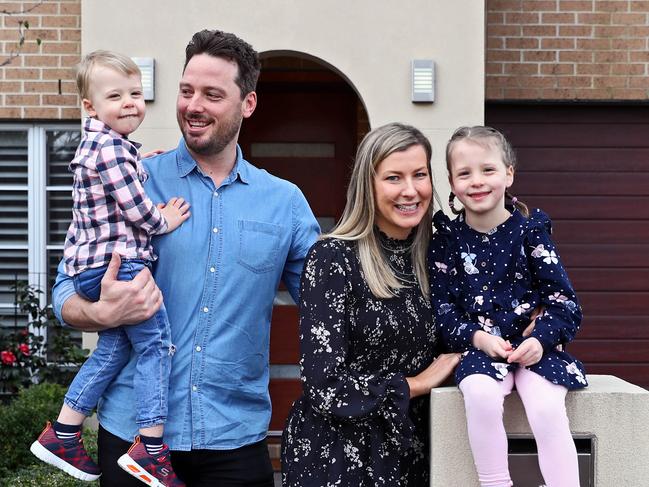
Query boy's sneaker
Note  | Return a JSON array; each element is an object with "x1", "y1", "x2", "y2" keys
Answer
[
  {"x1": 117, "y1": 436, "x2": 185, "y2": 486},
  {"x1": 30, "y1": 421, "x2": 101, "y2": 481}
]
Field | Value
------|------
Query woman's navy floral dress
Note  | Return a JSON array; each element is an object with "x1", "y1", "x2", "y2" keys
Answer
[
  {"x1": 281, "y1": 234, "x2": 440, "y2": 486},
  {"x1": 428, "y1": 208, "x2": 587, "y2": 390}
]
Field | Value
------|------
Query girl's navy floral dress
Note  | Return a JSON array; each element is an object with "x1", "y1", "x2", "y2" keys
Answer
[
  {"x1": 429, "y1": 208, "x2": 587, "y2": 390},
  {"x1": 281, "y1": 234, "x2": 440, "y2": 487}
]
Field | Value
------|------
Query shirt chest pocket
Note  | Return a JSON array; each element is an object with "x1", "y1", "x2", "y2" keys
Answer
[{"x1": 237, "y1": 220, "x2": 282, "y2": 273}]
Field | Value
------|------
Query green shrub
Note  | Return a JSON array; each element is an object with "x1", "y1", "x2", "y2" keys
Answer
[{"x1": 0, "y1": 382, "x2": 98, "y2": 484}]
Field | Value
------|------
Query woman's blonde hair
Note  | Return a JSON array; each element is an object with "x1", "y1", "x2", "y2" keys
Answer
[{"x1": 325, "y1": 122, "x2": 433, "y2": 299}]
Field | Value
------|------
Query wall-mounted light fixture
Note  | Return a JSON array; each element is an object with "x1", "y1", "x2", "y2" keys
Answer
[
  {"x1": 132, "y1": 57, "x2": 155, "y2": 101},
  {"x1": 411, "y1": 59, "x2": 435, "y2": 103}
]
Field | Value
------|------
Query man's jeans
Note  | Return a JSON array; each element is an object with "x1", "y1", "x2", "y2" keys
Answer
[{"x1": 64, "y1": 259, "x2": 172, "y2": 429}]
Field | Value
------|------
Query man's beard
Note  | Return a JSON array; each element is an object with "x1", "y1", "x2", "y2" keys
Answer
[{"x1": 179, "y1": 112, "x2": 243, "y2": 156}]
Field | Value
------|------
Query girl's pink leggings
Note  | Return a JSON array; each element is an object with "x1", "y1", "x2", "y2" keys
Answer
[{"x1": 459, "y1": 368, "x2": 580, "y2": 487}]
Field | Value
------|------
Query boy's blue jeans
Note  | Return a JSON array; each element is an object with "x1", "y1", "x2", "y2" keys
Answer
[{"x1": 64, "y1": 259, "x2": 171, "y2": 429}]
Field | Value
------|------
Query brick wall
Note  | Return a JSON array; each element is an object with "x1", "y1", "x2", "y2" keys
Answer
[
  {"x1": 487, "y1": 0, "x2": 649, "y2": 100},
  {"x1": 0, "y1": 0, "x2": 80, "y2": 119}
]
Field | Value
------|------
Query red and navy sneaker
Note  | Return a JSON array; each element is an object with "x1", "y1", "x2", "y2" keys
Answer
[
  {"x1": 30, "y1": 421, "x2": 101, "y2": 481},
  {"x1": 117, "y1": 436, "x2": 185, "y2": 486}
]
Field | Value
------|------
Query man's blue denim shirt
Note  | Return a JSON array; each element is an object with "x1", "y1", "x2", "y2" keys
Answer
[{"x1": 52, "y1": 141, "x2": 320, "y2": 450}]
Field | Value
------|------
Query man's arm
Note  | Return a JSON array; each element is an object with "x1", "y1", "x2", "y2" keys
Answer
[{"x1": 53, "y1": 253, "x2": 163, "y2": 332}]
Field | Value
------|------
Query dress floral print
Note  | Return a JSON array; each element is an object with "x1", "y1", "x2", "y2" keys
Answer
[
  {"x1": 281, "y1": 234, "x2": 439, "y2": 487},
  {"x1": 428, "y1": 208, "x2": 587, "y2": 390}
]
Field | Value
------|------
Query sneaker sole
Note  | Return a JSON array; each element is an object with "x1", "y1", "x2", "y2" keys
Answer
[
  {"x1": 117, "y1": 452, "x2": 165, "y2": 486},
  {"x1": 30, "y1": 440, "x2": 101, "y2": 481}
]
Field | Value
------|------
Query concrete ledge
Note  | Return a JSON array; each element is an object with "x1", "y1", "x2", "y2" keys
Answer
[{"x1": 429, "y1": 375, "x2": 649, "y2": 486}]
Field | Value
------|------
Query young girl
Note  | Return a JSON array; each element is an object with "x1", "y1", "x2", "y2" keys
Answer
[{"x1": 429, "y1": 126, "x2": 587, "y2": 487}]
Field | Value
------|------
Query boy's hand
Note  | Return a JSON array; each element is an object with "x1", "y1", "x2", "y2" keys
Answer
[
  {"x1": 507, "y1": 337, "x2": 543, "y2": 366},
  {"x1": 141, "y1": 149, "x2": 165, "y2": 158},
  {"x1": 158, "y1": 197, "x2": 191, "y2": 232},
  {"x1": 472, "y1": 330, "x2": 513, "y2": 360}
]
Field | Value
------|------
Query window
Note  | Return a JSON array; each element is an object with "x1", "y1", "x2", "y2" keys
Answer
[{"x1": 0, "y1": 124, "x2": 80, "y2": 329}]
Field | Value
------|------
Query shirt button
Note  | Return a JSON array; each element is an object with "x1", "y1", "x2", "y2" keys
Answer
[
  {"x1": 195, "y1": 346, "x2": 202, "y2": 352},
  {"x1": 203, "y1": 307, "x2": 209, "y2": 313},
  {"x1": 212, "y1": 227, "x2": 219, "y2": 233},
  {"x1": 192, "y1": 385, "x2": 197, "y2": 392},
  {"x1": 213, "y1": 191, "x2": 219, "y2": 197},
  {"x1": 482, "y1": 285, "x2": 489, "y2": 291},
  {"x1": 209, "y1": 267, "x2": 215, "y2": 273}
]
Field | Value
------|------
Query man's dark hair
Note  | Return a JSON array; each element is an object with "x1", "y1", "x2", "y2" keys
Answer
[{"x1": 184, "y1": 29, "x2": 261, "y2": 98}]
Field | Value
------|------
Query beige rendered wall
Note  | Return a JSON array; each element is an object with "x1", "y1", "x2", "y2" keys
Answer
[{"x1": 81, "y1": 0, "x2": 485, "y2": 206}]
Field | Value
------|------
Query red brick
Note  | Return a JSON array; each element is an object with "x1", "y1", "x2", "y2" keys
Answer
[
  {"x1": 559, "y1": 0, "x2": 594, "y2": 11},
  {"x1": 24, "y1": 80, "x2": 58, "y2": 92},
  {"x1": 487, "y1": 75, "x2": 525, "y2": 87},
  {"x1": 594, "y1": 50, "x2": 628, "y2": 62},
  {"x1": 560, "y1": 50, "x2": 595, "y2": 62},
  {"x1": 594, "y1": 76, "x2": 628, "y2": 88},
  {"x1": 630, "y1": 1, "x2": 649, "y2": 11},
  {"x1": 540, "y1": 63, "x2": 575, "y2": 74},
  {"x1": 0, "y1": 107, "x2": 22, "y2": 117},
  {"x1": 42, "y1": 67, "x2": 75, "y2": 79},
  {"x1": 24, "y1": 28, "x2": 59, "y2": 41},
  {"x1": 4, "y1": 39, "x2": 41, "y2": 53},
  {"x1": 577, "y1": 63, "x2": 612, "y2": 74},
  {"x1": 506, "y1": 12, "x2": 541, "y2": 22},
  {"x1": 487, "y1": 49, "x2": 522, "y2": 62},
  {"x1": 23, "y1": 106, "x2": 59, "y2": 118},
  {"x1": 630, "y1": 51, "x2": 649, "y2": 61},
  {"x1": 488, "y1": 12, "x2": 505, "y2": 24},
  {"x1": 628, "y1": 77, "x2": 649, "y2": 87},
  {"x1": 487, "y1": 0, "x2": 523, "y2": 11},
  {"x1": 522, "y1": 0, "x2": 558, "y2": 11},
  {"x1": 3, "y1": 67, "x2": 40, "y2": 79},
  {"x1": 0, "y1": 29, "x2": 20, "y2": 40},
  {"x1": 487, "y1": 25, "x2": 522, "y2": 36},
  {"x1": 486, "y1": 62, "x2": 505, "y2": 74},
  {"x1": 611, "y1": 12, "x2": 647, "y2": 23},
  {"x1": 558, "y1": 75, "x2": 593, "y2": 86},
  {"x1": 629, "y1": 25, "x2": 649, "y2": 35},
  {"x1": 42, "y1": 42, "x2": 78, "y2": 54},
  {"x1": 611, "y1": 38, "x2": 646, "y2": 49},
  {"x1": 506, "y1": 37, "x2": 540, "y2": 48},
  {"x1": 524, "y1": 50, "x2": 557, "y2": 61},
  {"x1": 61, "y1": 80, "x2": 78, "y2": 93},
  {"x1": 578, "y1": 12, "x2": 612, "y2": 22},
  {"x1": 542, "y1": 11, "x2": 576, "y2": 21},
  {"x1": 26, "y1": 2, "x2": 59, "y2": 14},
  {"x1": 487, "y1": 37, "x2": 505, "y2": 49},
  {"x1": 594, "y1": 25, "x2": 631, "y2": 36},
  {"x1": 22, "y1": 54, "x2": 59, "y2": 66},
  {"x1": 504, "y1": 63, "x2": 540, "y2": 74},
  {"x1": 503, "y1": 87, "x2": 543, "y2": 98},
  {"x1": 3, "y1": 15, "x2": 40, "y2": 28},
  {"x1": 559, "y1": 25, "x2": 593, "y2": 35},
  {"x1": 485, "y1": 86, "x2": 505, "y2": 100},
  {"x1": 42, "y1": 94, "x2": 77, "y2": 105},
  {"x1": 0, "y1": 80, "x2": 21, "y2": 91},
  {"x1": 61, "y1": 107, "x2": 81, "y2": 119},
  {"x1": 60, "y1": 29, "x2": 81, "y2": 41},
  {"x1": 5, "y1": 93, "x2": 39, "y2": 105},
  {"x1": 541, "y1": 38, "x2": 576, "y2": 49},
  {"x1": 610, "y1": 88, "x2": 647, "y2": 99},
  {"x1": 577, "y1": 38, "x2": 612, "y2": 49},
  {"x1": 41, "y1": 15, "x2": 79, "y2": 28},
  {"x1": 540, "y1": 88, "x2": 579, "y2": 98},
  {"x1": 611, "y1": 63, "x2": 645, "y2": 74},
  {"x1": 60, "y1": 3, "x2": 81, "y2": 15},
  {"x1": 522, "y1": 75, "x2": 557, "y2": 87},
  {"x1": 596, "y1": 1, "x2": 631, "y2": 12},
  {"x1": 522, "y1": 25, "x2": 557, "y2": 35},
  {"x1": 578, "y1": 88, "x2": 614, "y2": 98}
]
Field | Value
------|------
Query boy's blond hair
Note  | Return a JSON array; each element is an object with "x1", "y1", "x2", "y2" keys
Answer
[{"x1": 76, "y1": 50, "x2": 141, "y2": 99}]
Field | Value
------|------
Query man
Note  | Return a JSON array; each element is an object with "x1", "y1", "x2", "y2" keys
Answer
[{"x1": 52, "y1": 29, "x2": 320, "y2": 486}]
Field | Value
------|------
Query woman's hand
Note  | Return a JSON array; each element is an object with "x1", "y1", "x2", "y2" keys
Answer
[
  {"x1": 406, "y1": 353, "x2": 461, "y2": 398},
  {"x1": 472, "y1": 330, "x2": 512, "y2": 360},
  {"x1": 507, "y1": 337, "x2": 543, "y2": 367}
]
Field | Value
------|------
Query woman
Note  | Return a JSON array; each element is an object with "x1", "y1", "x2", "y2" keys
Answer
[{"x1": 281, "y1": 123, "x2": 460, "y2": 486}]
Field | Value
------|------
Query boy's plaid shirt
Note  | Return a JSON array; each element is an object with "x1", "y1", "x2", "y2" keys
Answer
[{"x1": 63, "y1": 118, "x2": 168, "y2": 276}]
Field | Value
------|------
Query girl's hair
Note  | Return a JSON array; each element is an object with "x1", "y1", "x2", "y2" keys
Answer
[
  {"x1": 325, "y1": 122, "x2": 433, "y2": 299},
  {"x1": 445, "y1": 125, "x2": 529, "y2": 217},
  {"x1": 76, "y1": 50, "x2": 141, "y2": 100}
]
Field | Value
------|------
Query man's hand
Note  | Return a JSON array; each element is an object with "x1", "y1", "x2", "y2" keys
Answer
[
  {"x1": 507, "y1": 337, "x2": 543, "y2": 367},
  {"x1": 62, "y1": 252, "x2": 163, "y2": 331},
  {"x1": 472, "y1": 330, "x2": 513, "y2": 360}
]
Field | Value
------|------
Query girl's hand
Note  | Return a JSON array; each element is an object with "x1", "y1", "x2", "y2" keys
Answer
[
  {"x1": 406, "y1": 353, "x2": 461, "y2": 398},
  {"x1": 472, "y1": 330, "x2": 513, "y2": 360},
  {"x1": 507, "y1": 337, "x2": 543, "y2": 366}
]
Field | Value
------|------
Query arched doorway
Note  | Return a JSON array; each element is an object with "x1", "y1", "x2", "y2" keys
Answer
[{"x1": 238, "y1": 52, "x2": 369, "y2": 443}]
